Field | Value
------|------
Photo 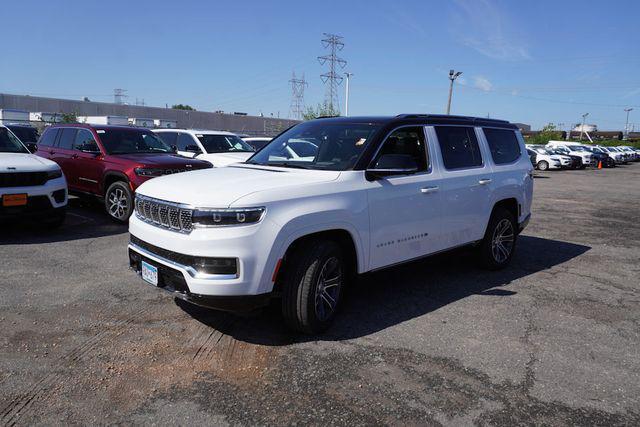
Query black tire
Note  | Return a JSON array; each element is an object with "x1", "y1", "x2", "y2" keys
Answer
[
  {"x1": 42, "y1": 209, "x2": 66, "y2": 229},
  {"x1": 477, "y1": 207, "x2": 517, "y2": 270},
  {"x1": 281, "y1": 239, "x2": 346, "y2": 334},
  {"x1": 537, "y1": 160, "x2": 549, "y2": 171},
  {"x1": 579, "y1": 165, "x2": 587, "y2": 169},
  {"x1": 105, "y1": 181, "x2": 133, "y2": 223}
]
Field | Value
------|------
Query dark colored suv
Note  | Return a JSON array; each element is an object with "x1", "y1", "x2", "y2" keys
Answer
[{"x1": 35, "y1": 124, "x2": 211, "y2": 222}]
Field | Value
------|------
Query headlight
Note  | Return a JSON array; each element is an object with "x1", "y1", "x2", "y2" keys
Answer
[
  {"x1": 135, "y1": 167, "x2": 165, "y2": 177},
  {"x1": 192, "y1": 207, "x2": 265, "y2": 227},
  {"x1": 46, "y1": 169, "x2": 63, "y2": 180}
]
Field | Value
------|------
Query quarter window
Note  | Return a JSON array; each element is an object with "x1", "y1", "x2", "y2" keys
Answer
[
  {"x1": 483, "y1": 128, "x2": 521, "y2": 164},
  {"x1": 57, "y1": 128, "x2": 78, "y2": 150},
  {"x1": 38, "y1": 128, "x2": 59, "y2": 147},
  {"x1": 435, "y1": 126, "x2": 482, "y2": 170},
  {"x1": 374, "y1": 127, "x2": 429, "y2": 172}
]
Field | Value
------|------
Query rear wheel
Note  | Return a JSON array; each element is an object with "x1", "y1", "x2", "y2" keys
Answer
[
  {"x1": 281, "y1": 240, "x2": 346, "y2": 334},
  {"x1": 537, "y1": 160, "x2": 549, "y2": 171},
  {"x1": 105, "y1": 181, "x2": 133, "y2": 223},
  {"x1": 477, "y1": 207, "x2": 517, "y2": 270}
]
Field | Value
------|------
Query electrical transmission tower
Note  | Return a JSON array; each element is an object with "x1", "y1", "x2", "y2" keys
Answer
[
  {"x1": 288, "y1": 71, "x2": 308, "y2": 120},
  {"x1": 113, "y1": 88, "x2": 128, "y2": 105},
  {"x1": 318, "y1": 33, "x2": 346, "y2": 113}
]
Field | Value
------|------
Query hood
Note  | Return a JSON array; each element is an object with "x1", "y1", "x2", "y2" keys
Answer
[
  {"x1": 197, "y1": 152, "x2": 253, "y2": 167},
  {"x1": 549, "y1": 155, "x2": 564, "y2": 161},
  {"x1": 135, "y1": 164, "x2": 341, "y2": 207},
  {"x1": 108, "y1": 153, "x2": 210, "y2": 168},
  {"x1": 0, "y1": 153, "x2": 59, "y2": 172}
]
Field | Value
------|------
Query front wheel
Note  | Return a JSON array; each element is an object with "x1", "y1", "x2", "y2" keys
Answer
[
  {"x1": 477, "y1": 207, "x2": 517, "y2": 270},
  {"x1": 105, "y1": 181, "x2": 133, "y2": 223},
  {"x1": 537, "y1": 160, "x2": 549, "y2": 171},
  {"x1": 281, "y1": 240, "x2": 346, "y2": 334}
]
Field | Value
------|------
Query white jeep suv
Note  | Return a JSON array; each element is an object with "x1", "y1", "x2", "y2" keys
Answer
[
  {"x1": 526, "y1": 145, "x2": 566, "y2": 170},
  {"x1": 129, "y1": 115, "x2": 533, "y2": 333},
  {"x1": 154, "y1": 129, "x2": 255, "y2": 167},
  {"x1": 0, "y1": 125, "x2": 67, "y2": 227}
]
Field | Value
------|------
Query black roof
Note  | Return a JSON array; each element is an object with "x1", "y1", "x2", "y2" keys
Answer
[{"x1": 312, "y1": 114, "x2": 517, "y2": 129}]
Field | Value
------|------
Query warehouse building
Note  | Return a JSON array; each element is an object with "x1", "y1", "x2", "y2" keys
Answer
[{"x1": 0, "y1": 93, "x2": 299, "y2": 136}]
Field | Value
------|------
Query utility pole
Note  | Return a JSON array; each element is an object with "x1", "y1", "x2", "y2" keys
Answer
[
  {"x1": 579, "y1": 113, "x2": 589, "y2": 141},
  {"x1": 344, "y1": 72, "x2": 353, "y2": 116},
  {"x1": 113, "y1": 88, "x2": 128, "y2": 105},
  {"x1": 557, "y1": 122, "x2": 565, "y2": 140},
  {"x1": 624, "y1": 108, "x2": 633, "y2": 140},
  {"x1": 318, "y1": 33, "x2": 346, "y2": 114},
  {"x1": 446, "y1": 70, "x2": 462, "y2": 115},
  {"x1": 288, "y1": 71, "x2": 308, "y2": 120}
]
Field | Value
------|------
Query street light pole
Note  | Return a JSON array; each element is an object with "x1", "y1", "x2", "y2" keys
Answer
[
  {"x1": 579, "y1": 113, "x2": 589, "y2": 141},
  {"x1": 446, "y1": 69, "x2": 462, "y2": 115},
  {"x1": 344, "y1": 72, "x2": 353, "y2": 117},
  {"x1": 624, "y1": 108, "x2": 633, "y2": 140}
]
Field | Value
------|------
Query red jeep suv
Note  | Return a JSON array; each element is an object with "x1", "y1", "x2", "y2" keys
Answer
[{"x1": 35, "y1": 124, "x2": 211, "y2": 222}]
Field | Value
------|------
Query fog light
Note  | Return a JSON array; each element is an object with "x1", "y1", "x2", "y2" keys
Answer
[{"x1": 193, "y1": 257, "x2": 238, "y2": 275}]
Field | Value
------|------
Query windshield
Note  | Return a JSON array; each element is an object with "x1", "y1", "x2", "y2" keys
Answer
[
  {"x1": 98, "y1": 129, "x2": 173, "y2": 154},
  {"x1": 572, "y1": 145, "x2": 587, "y2": 151},
  {"x1": 0, "y1": 127, "x2": 29, "y2": 153},
  {"x1": 6, "y1": 126, "x2": 39, "y2": 143},
  {"x1": 248, "y1": 121, "x2": 381, "y2": 170},
  {"x1": 533, "y1": 147, "x2": 553, "y2": 155},
  {"x1": 197, "y1": 134, "x2": 254, "y2": 153}
]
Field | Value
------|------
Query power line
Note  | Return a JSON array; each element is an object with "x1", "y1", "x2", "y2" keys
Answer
[
  {"x1": 288, "y1": 71, "x2": 308, "y2": 120},
  {"x1": 318, "y1": 33, "x2": 346, "y2": 112}
]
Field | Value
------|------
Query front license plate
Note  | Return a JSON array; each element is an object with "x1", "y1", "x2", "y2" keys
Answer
[
  {"x1": 2, "y1": 194, "x2": 27, "y2": 207},
  {"x1": 141, "y1": 261, "x2": 158, "y2": 286}
]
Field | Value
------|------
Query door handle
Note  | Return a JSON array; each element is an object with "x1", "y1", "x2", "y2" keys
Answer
[
  {"x1": 478, "y1": 178, "x2": 492, "y2": 185},
  {"x1": 420, "y1": 186, "x2": 439, "y2": 194},
  {"x1": 49, "y1": 150, "x2": 56, "y2": 155},
  {"x1": 71, "y1": 153, "x2": 79, "y2": 159}
]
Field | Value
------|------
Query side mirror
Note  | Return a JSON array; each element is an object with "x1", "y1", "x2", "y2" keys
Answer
[
  {"x1": 184, "y1": 144, "x2": 201, "y2": 154},
  {"x1": 171, "y1": 144, "x2": 178, "y2": 153},
  {"x1": 366, "y1": 154, "x2": 419, "y2": 180},
  {"x1": 80, "y1": 141, "x2": 101, "y2": 154},
  {"x1": 26, "y1": 142, "x2": 38, "y2": 153}
]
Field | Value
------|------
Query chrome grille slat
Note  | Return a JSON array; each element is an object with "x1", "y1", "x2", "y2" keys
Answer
[{"x1": 134, "y1": 195, "x2": 193, "y2": 233}]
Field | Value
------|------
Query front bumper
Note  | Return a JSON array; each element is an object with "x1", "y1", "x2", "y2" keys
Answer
[
  {"x1": 128, "y1": 242, "x2": 271, "y2": 312},
  {"x1": 0, "y1": 177, "x2": 67, "y2": 220}
]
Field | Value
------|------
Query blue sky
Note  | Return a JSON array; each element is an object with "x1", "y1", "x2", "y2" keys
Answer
[{"x1": 1, "y1": 0, "x2": 639, "y2": 130}]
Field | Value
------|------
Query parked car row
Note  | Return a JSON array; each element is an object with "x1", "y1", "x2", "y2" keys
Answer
[{"x1": 526, "y1": 141, "x2": 640, "y2": 171}]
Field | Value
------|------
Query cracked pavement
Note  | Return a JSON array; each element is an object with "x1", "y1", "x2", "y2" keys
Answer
[{"x1": 1, "y1": 165, "x2": 639, "y2": 425}]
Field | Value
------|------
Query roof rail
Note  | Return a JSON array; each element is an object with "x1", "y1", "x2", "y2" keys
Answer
[
  {"x1": 314, "y1": 115, "x2": 340, "y2": 119},
  {"x1": 396, "y1": 113, "x2": 509, "y2": 124}
]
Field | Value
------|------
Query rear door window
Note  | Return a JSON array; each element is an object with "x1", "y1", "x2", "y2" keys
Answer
[
  {"x1": 483, "y1": 128, "x2": 521, "y2": 164},
  {"x1": 434, "y1": 126, "x2": 482, "y2": 170},
  {"x1": 38, "y1": 128, "x2": 59, "y2": 147},
  {"x1": 57, "y1": 128, "x2": 78, "y2": 150}
]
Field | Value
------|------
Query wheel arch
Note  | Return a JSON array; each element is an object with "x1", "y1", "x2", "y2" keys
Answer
[{"x1": 102, "y1": 171, "x2": 130, "y2": 196}]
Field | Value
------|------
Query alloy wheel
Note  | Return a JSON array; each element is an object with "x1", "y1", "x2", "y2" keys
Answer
[
  {"x1": 491, "y1": 218, "x2": 514, "y2": 263},
  {"x1": 314, "y1": 256, "x2": 343, "y2": 321},
  {"x1": 107, "y1": 188, "x2": 129, "y2": 220}
]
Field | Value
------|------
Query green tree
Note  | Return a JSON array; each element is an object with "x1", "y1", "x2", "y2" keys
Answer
[
  {"x1": 526, "y1": 123, "x2": 563, "y2": 145},
  {"x1": 60, "y1": 112, "x2": 78, "y2": 123},
  {"x1": 171, "y1": 104, "x2": 196, "y2": 111},
  {"x1": 302, "y1": 101, "x2": 340, "y2": 120}
]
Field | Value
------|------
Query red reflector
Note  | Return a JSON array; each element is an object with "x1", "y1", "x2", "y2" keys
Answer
[{"x1": 272, "y1": 259, "x2": 283, "y2": 282}]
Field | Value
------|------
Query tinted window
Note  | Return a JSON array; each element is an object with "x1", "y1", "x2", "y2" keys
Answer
[
  {"x1": 6, "y1": 126, "x2": 39, "y2": 143},
  {"x1": 375, "y1": 126, "x2": 428, "y2": 171},
  {"x1": 97, "y1": 129, "x2": 172, "y2": 154},
  {"x1": 483, "y1": 128, "x2": 521, "y2": 164},
  {"x1": 156, "y1": 131, "x2": 178, "y2": 147},
  {"x1": 38, "y1": 128, "x2": 59, "y2": 147},
  {"x1": 74, "y1": 129, "x2": 96, "y2": 150},
  {"x1": 177, "y1": 133, "x2": 196, "y2": 151},
  {"x1": 57, "y1": 128, "x2": 78, "y2": 150},
  {"x1": 0, "y1": 127, "x2": 29, "y2": 153},
  {"x1": 435, "y1": 126, "x2": 482, "y2": 170},
  {"x1": 196, "y1": 134, "x2": 254, "y2": 153}
]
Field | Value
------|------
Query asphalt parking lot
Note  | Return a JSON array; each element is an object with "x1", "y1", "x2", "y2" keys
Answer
[{"x1": 1, "y1": 165, "x2": 639, "y2": 425}]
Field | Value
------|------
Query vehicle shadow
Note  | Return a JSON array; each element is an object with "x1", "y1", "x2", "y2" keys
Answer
[
  {"x1": 177, "y1": 235, "x2": 590, "y2": 345},
  {"x1": 0, "y1": 197, "x2": 127, "y2": 245}
]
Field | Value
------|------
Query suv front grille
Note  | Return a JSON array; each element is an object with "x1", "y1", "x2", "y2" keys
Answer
[
  {"x1": 135, "y1": 195, "x2": 193, "y2": 233},
  {"x1": 0, "y1": 172, "x2": 48, "y2": 188}
]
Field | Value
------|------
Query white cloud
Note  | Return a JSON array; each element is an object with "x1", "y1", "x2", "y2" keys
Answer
[
  {"x1": 450, "y1": 0, "x2": 530, "y2": 61},
  {"x1": 474, "y1": 76, "x2": 493, "y2": 92}
]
